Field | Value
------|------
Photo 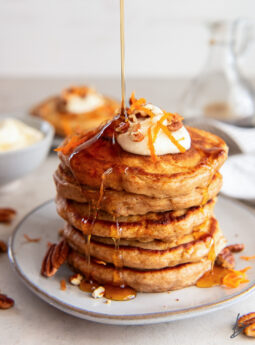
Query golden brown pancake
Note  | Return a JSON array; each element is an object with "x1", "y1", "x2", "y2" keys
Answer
[
  {"x1": 54, "y1": 167, "x2": 222, "y2": 216},
  {"x1": 31, "y1": 95, "x2": 119, "y2": 137},
  {"x1": 58, "y1": 124, "x2": 228, "y2": 198},
  {"x1": 63, "y1": 218, "x2": 226, "y2": 269},
  {"x1": 56, "y1": 196, "x2": 216, "y2": 240},
  {"x1": 68, "y1": 253, "x2": 216, "y2": 292}
]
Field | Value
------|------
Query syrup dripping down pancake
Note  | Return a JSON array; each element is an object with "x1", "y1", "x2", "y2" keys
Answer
[
  {"x1": 68, "y1": 253, "x2": 223, "y2": 293},
  {"x1": 54, "y1": 166, "x2": 222, "y2": 216},
  {"x1": 58, "y1": 125, "x2": 228, "y2": 198},
  {"x1": 56, "y1": 196, "x2": 216, "y2": 241},
  {"x1": 63, "y1": 218, "x2": 226, "y2": 270}
]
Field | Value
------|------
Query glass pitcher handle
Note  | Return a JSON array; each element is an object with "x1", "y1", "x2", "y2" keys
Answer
[{"x1": 232, "y1": 18, "x2": 253, "y2": 57}]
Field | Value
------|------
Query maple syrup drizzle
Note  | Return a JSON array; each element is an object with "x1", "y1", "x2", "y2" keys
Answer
[
  {"x1": 79, "y1": 279, "x2": 98, "y2": 293},
  {"x1": 79, "y1": 279, "x2": 136, "y2": 301},
  {"x1": 120, "y1": 0, "x2": 126, "y2": 118},
  {"x1": 104, "y1": 285, "x2": 136, "y2": 301},
  {"x1": 196, "y1": 266, "x2": 231, "y2": 288},
  {"x1": 85, "y1": 169, "x2": 113, "y2": 277},
  {"x1": 196, "y1": 265, "x2": 250, "y2": 288},
  {"x1": 110, "y1": 217, "x2": 124, "y2": 286},
  {"x1": 192, "y1": 220, "x2": 208, "y2": 240},
  {"x1": 64, "y1": 7, "x2": 128, "y2": 288}
]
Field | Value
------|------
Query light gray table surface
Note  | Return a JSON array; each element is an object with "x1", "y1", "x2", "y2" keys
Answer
[{"x1": 0, "y1": 78, "x2": 254, "y2": 345}]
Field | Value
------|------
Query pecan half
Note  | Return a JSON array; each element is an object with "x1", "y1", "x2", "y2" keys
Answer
[
  {"x1": 244, "y1": 323, "x2": 255, "y2": 337},
  {"x1": 226, "y1": 243, "x2": 245, "y2": 253},
  {"x1": 238, "y1": 313, "x2": 255, "y2": 328},
  {"x1": 216, "y1": 247, "x2": 235, "y2": 269},
  {"x1": 0, "y1": 208, "x2": 17, "y2": 223},
  {"x1": 0, "y1": 294, "x2": 14, "y2": 309},
  {"x1": 0, "y1": 240, "x2": 7, "y2": 253},
  {"x1": 41, "y1": 240, "x2": 69, "y2": 277}
]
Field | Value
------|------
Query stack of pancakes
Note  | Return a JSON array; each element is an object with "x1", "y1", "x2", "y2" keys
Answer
[{"x1": 54, "y1": 123, "x2": 228, "y2": 292}]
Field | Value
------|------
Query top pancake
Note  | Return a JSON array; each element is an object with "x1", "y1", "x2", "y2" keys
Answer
[{"x1": 58, "y1": 118, "x2": 228, "y2": 198}]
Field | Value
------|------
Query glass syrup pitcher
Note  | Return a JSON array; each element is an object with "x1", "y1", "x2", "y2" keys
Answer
[{"x1": 181, "y1": 19, "x2": 255, "y2": 123}]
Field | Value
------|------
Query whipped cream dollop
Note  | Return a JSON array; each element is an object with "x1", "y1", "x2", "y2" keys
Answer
[
  {"x1": 62, "y1": 87, "x2": 105, "y2": 114},
  {"x1": 116, "y1": 104, "x2": 191, "y2": 155},
  {"x1": 0, "y1": 118, "x2": 43, "y2": 152}
]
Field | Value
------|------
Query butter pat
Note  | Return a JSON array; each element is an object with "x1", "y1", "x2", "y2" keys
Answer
[{"x1": 0, "y1": 118, "x2": 43, "y2": 152}]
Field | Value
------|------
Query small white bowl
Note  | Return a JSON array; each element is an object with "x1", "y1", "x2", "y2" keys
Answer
[{"x1": 0, "y1": 116, "x2": 54, "y2": 187}]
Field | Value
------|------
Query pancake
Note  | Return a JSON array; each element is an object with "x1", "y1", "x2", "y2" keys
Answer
[
  {"x1": 54, "y1": 167, "x2": 222, "y2": 216},
  {"x1": 31, "y1": 96, "x2": 119, "y2": 137},
  {"x1": 58, "y1": 122, "x2": 228, "y2": 198},
  {"x1": 68, "y1": 253, "x2": 214, "y2": 292},
  {"x1": 63, "y1": 218, "x2": 226, "y2": 269},
  {"x1": 56, "y1": 196, "x2": 215, "y2": 240}
]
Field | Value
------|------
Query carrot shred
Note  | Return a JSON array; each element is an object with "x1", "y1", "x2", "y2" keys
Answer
[
  {"x1": 222, "y1": 267, "x2": 251, "y2": 288},
  {"x1": 60, "y1": 279, "x2": 66, "y2": 291},
  {"x1": 240, "y1": 255, "x2": 255, "y2": 261},
  {"x1": 138, "y1": 106, "x2": 155, "y2": 118},
  {"x1": 128, "y1": 97, "x2": 147, "y2": 114},
  {"x1": 147, "y1": 126, "x2": 157, "y2": 163},
  {"x1": 157, "y1": 123, "x2": 186, "y2": 153},
  {"x1": 54, "y1": 135, "x2": 85, "y2": 155}
]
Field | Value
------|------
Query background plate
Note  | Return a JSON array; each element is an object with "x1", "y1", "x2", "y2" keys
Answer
[{"x1": 9, "y1": 197, "x2": 255, "y2": 325}]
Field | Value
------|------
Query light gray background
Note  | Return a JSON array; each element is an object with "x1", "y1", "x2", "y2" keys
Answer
[{"x1": 0, "y1": 0, "x2": 255, "y2": 78}]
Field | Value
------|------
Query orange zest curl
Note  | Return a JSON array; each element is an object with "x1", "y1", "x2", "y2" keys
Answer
[
  {"x1": 157, "y1": 123, "x2": 186, "y2": 153},
  {"x1": 128, "y1": 97, "x2": 147, "y2": 114},
  {"x1": 138, "y1": 106, "x2": 155, "y2": 118},
  {"x1": 222, "y1": 267, "x2": 251, "y2": 288},
  {"x1": 240, "y1": 255, "x2": 255, "y2": 261},
  {"x1": 129, "y1": 91, "x2": 137, "y2": 105},
  {"x1": 147, "y1": 126, "x2": 157, "y2": 163},
  {"x1": 54, "y1": 135, "x2": 85, "y2": 155}
]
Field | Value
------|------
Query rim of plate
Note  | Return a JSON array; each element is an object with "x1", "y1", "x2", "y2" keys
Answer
[{"x1": 8, "y1": 198, "x2": 255, "y2": 322}]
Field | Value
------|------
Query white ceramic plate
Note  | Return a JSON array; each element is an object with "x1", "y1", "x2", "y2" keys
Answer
[{"x1": 9, "y1": 197, "x2": 255, "y2": 325}]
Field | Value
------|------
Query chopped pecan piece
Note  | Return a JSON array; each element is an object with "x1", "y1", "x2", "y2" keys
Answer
[
  {"x1": 0, "y1": 294, "x2": 14, "y2": 309},
  {"x1": 115, "y1": 121, "x2": 130, "y2": 134},
  {"x1": 69, "y1": 273, "x2": 83, "y2": 286},
  {"x1": 226, "y1": 243, "x2": 245, "y2": 253},
  {"x1": 58, "y1": 228, "x2": 64, "y2": 237},
  {"x1": 41, "y1": 240, "x2": 69, "y2": 277},
  {"x1": 0, "y1": 208, "x2": 16, "y2": 223},
  {"x1": 216, "y1": 247, "x2": 235, "y2": 269},
  {"x1": 24, "y1": 234, "x2": 41, "y2": 243},
  {"x1": 167, "y1": 113, "x2": 184, "y2": 132},
  {"x1": 0, "y1": 240, "x2": 7, "y2": 253},
  {"x1": 129, "y1": 123, "x2": 144, "y2": 142}
]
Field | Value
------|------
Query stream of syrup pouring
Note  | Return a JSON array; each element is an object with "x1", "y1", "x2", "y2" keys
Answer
[{"x1": 66, "y1": 0, "x2": 136, "y2": 301}]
